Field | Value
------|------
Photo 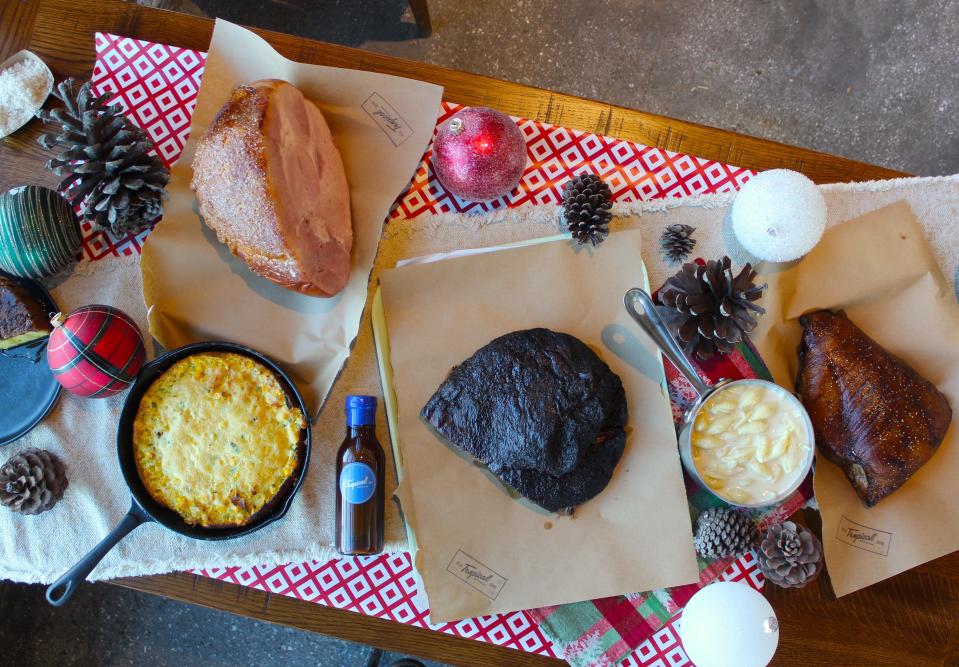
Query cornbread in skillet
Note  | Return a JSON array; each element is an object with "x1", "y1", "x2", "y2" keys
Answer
[{"x1": 133, "y1": 352, "x2": 305, "y2": 527}]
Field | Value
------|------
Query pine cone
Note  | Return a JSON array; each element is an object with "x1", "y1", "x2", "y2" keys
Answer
[
  {"x1": 660, "y1": 224, "x2": 697, "y2": 264},
  {"x1": 758, "y1": 521, "x2": 823, "y2": 588},
  {"x1": 38, "y1": 78, "x2": 169, "y2": 236},
  {"x1": 561, "y1": 173, "x2": 612, "y2": 246},
  {"x1": 657, "y1": 256, "x2": 767, "y2": 360},
  {"x1": 693, "y1": 506, "x2": 757, "y2": 559},
  {"x1": 0, "y1": 448, "x2": 68, "y2": 515}
]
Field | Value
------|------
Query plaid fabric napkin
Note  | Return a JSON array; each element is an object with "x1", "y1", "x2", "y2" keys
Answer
[{"x1": 527, "y1": 322, "x2": 813, "y2": 667}]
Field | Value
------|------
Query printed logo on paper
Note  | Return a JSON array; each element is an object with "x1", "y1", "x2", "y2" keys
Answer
[
  {"x1": 446, "y1": 549, "x2": 507, "y2": 600},
  {"x1": 362, "y1": 93, "x2": 413, "y2": 146},
  {"x1": 340, "y1": 462, "x2": 377, "y2": 504},
  {"x1": 836, "y1": 516, "x2": 892, "y2": 556}
]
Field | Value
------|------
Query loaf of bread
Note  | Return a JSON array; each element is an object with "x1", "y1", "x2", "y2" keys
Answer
[{"x1": 192, "y1": 79, "x2": 352, "y2": 297}]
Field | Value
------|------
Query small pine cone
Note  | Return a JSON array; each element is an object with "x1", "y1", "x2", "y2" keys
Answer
[
  {"x1": 561, "y1": 173, "x2": 613, "y2": 246},
  {"x1": 757, "y1": 521, "x2": 823, "y2": 589},
  {"x1": 693, "y1": 506, "x2": 757, "y2": 559},
  {"x1": 0, "y1": 448, "x2": 69, "y2": 515},
  {"x1": 660, "y1": 224, "x2": 697, "y2": 264}
]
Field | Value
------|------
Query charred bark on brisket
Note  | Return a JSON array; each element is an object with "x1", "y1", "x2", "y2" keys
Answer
[{"x1": 421, "y1": 328, "x2": 628, "y2": 512}]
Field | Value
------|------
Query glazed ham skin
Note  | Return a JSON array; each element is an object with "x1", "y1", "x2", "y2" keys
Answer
[
  {"x1": 797, "y1": 310, "x2": 952, "y2": 506},
  {"x1": 191, "y1": 79, "x2": 352, "y2": 297}
]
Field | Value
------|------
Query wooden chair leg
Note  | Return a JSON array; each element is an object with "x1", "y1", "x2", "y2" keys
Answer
[{"x1": 408, "y1": 0, "x2": 432, "y2": 37}]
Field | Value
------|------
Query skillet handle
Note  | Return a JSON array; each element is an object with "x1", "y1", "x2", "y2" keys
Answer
[{"x1": 46, "y1": 503, "x2": 149, "y2": 606}]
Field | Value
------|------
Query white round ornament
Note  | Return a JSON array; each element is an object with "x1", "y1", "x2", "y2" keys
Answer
[
  {"x1": 731, "y1": 169, "x2": 826, "y2": 262},
  {"x1": 679, "y1": 581, "x2": 779, "y2": 667}
]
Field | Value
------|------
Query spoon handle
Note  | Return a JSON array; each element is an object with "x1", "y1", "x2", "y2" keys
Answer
[{"x1": 624, "y1": 288, "x2": 710, "y2": 397}]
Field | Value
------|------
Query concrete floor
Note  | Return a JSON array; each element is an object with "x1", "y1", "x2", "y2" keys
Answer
[
  {"x1": 5, "y1": 1, "x2": 958, "y2": 666},
  {"x1": 0, "y1": 579, "x2": 444, "y2": 667},
  {"x1": 186, "y1": 0, "x2": 959, "y2": 176}
]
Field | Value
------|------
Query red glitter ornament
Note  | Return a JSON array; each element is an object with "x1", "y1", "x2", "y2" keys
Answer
[
  {"x1": 47, "y1": 305, "x2": 146, "y2": 398},
  {"x1": 431, "y1": 107, "x2": 527, "y2": 202}
]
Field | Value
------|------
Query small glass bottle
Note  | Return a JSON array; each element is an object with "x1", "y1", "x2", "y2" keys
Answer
[{"x1": 335, "y1": 395, "x2": 385, "y2": 556}]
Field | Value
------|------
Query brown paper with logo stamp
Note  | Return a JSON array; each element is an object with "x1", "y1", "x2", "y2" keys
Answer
[{"x1": 751, "y1": 202, "x2": 959, "y2": 597}]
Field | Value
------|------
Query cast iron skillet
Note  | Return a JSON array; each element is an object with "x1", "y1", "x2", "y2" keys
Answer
[{"x1": 46, "y1": 341, "x2": 311, "y2": 606}]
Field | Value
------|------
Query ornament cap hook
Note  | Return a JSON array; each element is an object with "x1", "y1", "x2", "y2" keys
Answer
[
  {"x1": 448, "y1": 117, "x2": 464, "y2": 135},
  {"x1": 50, "y1": 312, "x2": 63, "y2": 328}
]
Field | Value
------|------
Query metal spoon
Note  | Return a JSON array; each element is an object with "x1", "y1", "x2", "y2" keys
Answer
[{"x1": 624, "y1": 287, "x2": 814, "y2": 508}]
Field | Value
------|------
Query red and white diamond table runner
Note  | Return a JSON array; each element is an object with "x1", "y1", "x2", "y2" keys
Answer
[{"x1": 90, "y1": 32, "x2": 760, "y2": 666}]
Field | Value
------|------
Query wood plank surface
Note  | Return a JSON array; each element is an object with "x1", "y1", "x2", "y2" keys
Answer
[
  {"x1": 0, "y1": 0, "x2": 908, "y2": 196},
  {"x1": 112, "y1": 572, "x2": 558, "y2": 667},
  {"x1": 1, "y1": 1, "x2": 955, "y2": 665},
  {"x1": 765, "y1": 510, "x2": 959, "y2": 666}
]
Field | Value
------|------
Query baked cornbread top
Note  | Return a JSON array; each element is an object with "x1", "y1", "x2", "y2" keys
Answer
[{"x1": 132, "y1": 352, "x2": 305, "y2": 527}]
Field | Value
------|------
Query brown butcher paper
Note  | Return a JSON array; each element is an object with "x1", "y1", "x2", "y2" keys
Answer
[
  {"x1": 140, "y1": 19, "x2": 443, "y2": 412},
  {"x1": 751, "y1": 202, "x2": 959, "y2": 597},
  {"x1": 378, "y1": 228, "x2": 700, "y2": 622}
]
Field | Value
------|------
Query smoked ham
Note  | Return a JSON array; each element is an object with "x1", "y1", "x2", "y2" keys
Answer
[
  {"x1": 192, "y1": 80, "x2": 352, "y2": 297},
  {"x1": 797, "y1": 310, "x2": 952, "y2": 506}
]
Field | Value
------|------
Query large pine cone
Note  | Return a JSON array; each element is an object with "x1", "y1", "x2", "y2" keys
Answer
[
  {"x1": 0, "y1": 448, "x2": 69, "y2": 515},
  {"x1": 561, "y1": 173, "x2": 613, "y2": 246},
  {"x1": 38, "y1": 78, "x2": 169, "y2": 236},
  {"x1": 693, "y1": 506, "x2": 757, "y2": 559},
  {"x1": 757, "y1": 521, "x2": 823, "y2": 588},
  {"x1": 657, "y1": 256, "x2": 767, "y2": 360}
]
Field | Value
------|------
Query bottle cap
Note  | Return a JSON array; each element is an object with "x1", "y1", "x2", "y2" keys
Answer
[{"x1": 346, "y1": 395, "x2": 377, "y2": 427}]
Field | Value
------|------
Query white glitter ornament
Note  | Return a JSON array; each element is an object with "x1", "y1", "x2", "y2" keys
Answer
[
  {"x1": 731, "y1": 169, "x2": 827, "y2": 262},
  {"x1": 680, "y1": 582, "x2": 780, "y2": 667}
]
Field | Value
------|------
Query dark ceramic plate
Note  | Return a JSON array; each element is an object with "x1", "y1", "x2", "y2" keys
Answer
[{"x1": 0, "y1": 271, "x2": 60, "y2": 446}]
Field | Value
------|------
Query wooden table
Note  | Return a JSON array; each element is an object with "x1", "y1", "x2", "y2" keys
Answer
[{"x1": 2, "y1": 1, "x2": 956, "y2": 665}]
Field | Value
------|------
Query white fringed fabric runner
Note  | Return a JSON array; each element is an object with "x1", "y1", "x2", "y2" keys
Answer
[{"x1": 1, "y1": 174, "x2": 955, "y2": 583}]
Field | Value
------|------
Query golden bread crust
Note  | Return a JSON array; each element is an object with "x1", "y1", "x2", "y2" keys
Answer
[{"x1": 191, "y1": 79, "x2": 351, "y2": 296}]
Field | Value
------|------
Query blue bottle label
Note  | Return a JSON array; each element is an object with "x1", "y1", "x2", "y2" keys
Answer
[{"x1": 340, "y1": 462, "x2": 376, "y2": 505}]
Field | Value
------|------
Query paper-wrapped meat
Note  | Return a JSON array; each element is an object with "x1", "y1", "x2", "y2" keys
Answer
[
  {"x1": 797, "y1": 309, "x2": 952, "y2": 506},
  {"x1": 192, "y1": 79, "x2": 352, "y2": 297},
  {"x1": 421, "y1": 328, "x2": 628, "y2": 512}
]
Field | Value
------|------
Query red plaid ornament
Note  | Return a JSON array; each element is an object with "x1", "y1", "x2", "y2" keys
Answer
[{"x1": 47, "y1": 305, "x2": 145, "y2": 398}]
